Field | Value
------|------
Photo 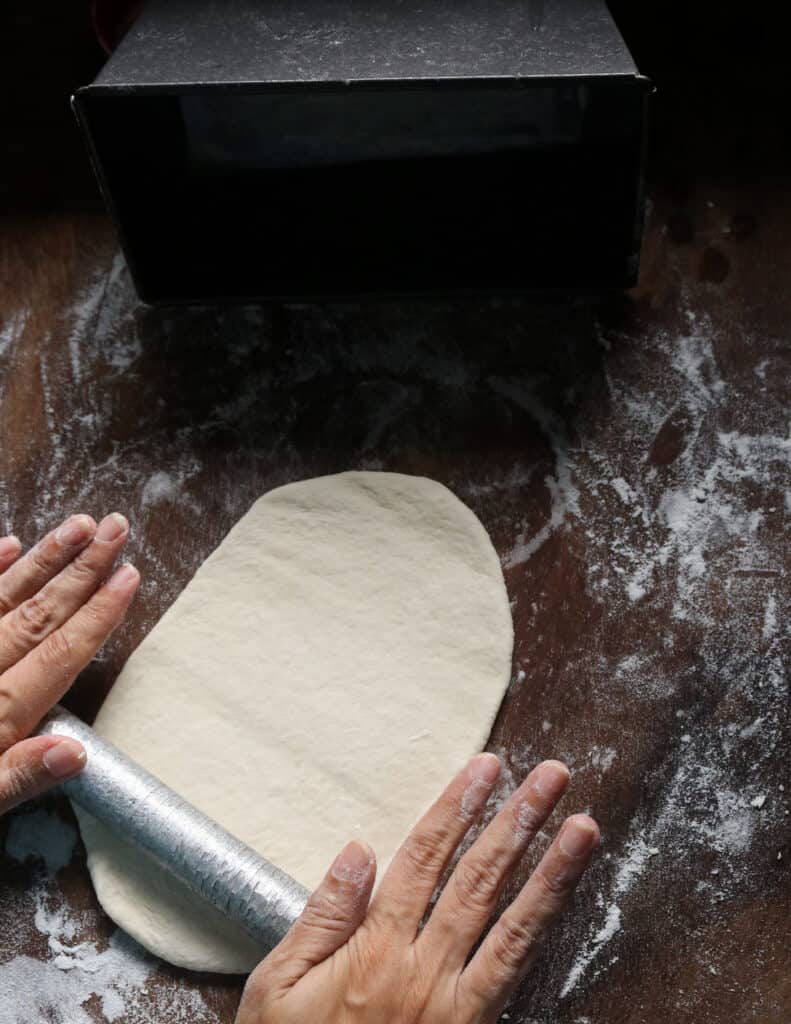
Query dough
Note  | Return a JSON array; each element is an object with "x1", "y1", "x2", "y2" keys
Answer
[{"x1": 76, "y1": 472, "x2": 513, "y2": 973}]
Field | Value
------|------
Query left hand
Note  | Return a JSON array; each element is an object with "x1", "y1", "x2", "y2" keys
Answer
[{"x1": 0, "y1": 513, "x2": 139, "y2": 816}]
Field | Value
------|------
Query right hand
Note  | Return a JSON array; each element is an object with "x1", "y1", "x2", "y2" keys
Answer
[
  {"x1": 238, "y1": 754, "x2": 599, "y2": 1024},
  {"x1": 0, "y1": 513, "x2": 139, "y2": 816}
]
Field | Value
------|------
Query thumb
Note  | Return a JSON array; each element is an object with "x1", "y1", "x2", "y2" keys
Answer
[
  {"x1": 257, "y1": 840, "x2": 376, "y2": 989},
  {"x1": 0, "y1": 735, "x2": 86, "y2": 815}
]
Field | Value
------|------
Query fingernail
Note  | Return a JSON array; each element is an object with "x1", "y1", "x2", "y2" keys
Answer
[
  {"x1": 107, "y1": 562, "x2": 139, "y2": 591},
  {"x1": 0, "y1": 535, "x2": 21, "y2": 558},
  {"x1": 531, "y1": 760, "x2": 570, "y2": 800},
  {"x1": 96, "y1": 512, "x2": 129, "y2": 543},
  {"x1": 559, "y1": 817, "x2": 599, "y2": 858},
  {"x1": 43, "y1": 738, "x2": 87, "y2": 779},
  {"x1": 55, "y1": 515, "x2": 95, "y2": 547},
  {"x1": 331, "y1": 840, "x2": 374, "y2": 884}
]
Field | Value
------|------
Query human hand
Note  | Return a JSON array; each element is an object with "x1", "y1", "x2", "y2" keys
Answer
[
  {"x1": 237, "y1": 754, "x2": 598, "y2": 1024},
  {"x1": 0, "y1": 514, "x2": 139, "y2": 815}
]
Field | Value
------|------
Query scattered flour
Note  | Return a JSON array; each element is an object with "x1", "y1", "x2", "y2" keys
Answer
[
  {"x1": 5, "y1": 808, "x2": 77, "y2": 875},
  {"x1": 465, "y1": 463, "x2": 536, "y2": 498},
  {"x1": 560, "y1": 649, "x2": 786, "y2": 1000},
  {"x1": 587, "y1": 746, "x2": 617, "y2": 773},
  {"x1": 140, "y1": 467, "x2": 201, "y2": 512},
  {"x1": 472, "y1": 299, "x2": 789, "y2": 1005},
  {"x1": 561, "y1": 837, "x2": 660, "y2": 998},
  {"x1": 0, "y1": 906, "x2": 218, "y2": 1024},
  {"x1": 488, "y1": 378, "x2": 580, "y2": 569},
  {"x1": 0, "y1": 253, "x2": 208, "y2": 615},
  {"x1": 1, "y1": 804, "x2": 220, "y2": 1024},
  {"x1": 66, "y1": 251, "x2": 142, "y2": 383},
  {"x1": 610, "y1": 477, "x2": 636, "y2": 505},
  {"x1": 0, "y1": 306, "x2": 30, "y2": 360},
  {"x1": 141, "y1": 471, "x2": 181, "y2": 508},
  {"x1": 0, "y1": 245, "x2": 786, "y2": 1019},
  {"x1": 762, "y1": 594, "x2": 777, "y2": 641}
]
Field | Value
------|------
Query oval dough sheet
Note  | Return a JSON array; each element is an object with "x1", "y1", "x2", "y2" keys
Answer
[{"x1": 76, "y1": 471, "x2": 514, "y2": 973}]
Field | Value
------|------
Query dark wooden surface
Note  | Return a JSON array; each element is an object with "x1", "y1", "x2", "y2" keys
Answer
[{"x1": 1, "y1": 7, "x2": 790, "y2": 1023}]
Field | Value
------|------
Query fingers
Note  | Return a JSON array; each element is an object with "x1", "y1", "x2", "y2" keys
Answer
[
  {"x1": 368, "y1": 753, "x2": 501, "y2": 937},
  {"x1": 256, "y1": 840, "x2": 377, "y2": 992},
  {"x1": 0, "y1": 514, "x2": 129, "y2": 674},
  {"x1": 0, "y1": 536, "x2": 22, "y2": 575},
  {"x1": 421, "y1": 760, "x2": 569, "y2": 961},
  {"x1": 0, "y1": 563, "x2": 139, "y2": 753},
  {"x1": 460, "y1": 814, "x2": 599, "y2": 1017},
  {"x1": 0, "y1": 734, "x2": 86, "y2": 815},
  {"x1": 0, "y1": 515, "x2": 96, "y2": 617}
]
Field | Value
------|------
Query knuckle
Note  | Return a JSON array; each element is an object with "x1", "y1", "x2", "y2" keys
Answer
[
  {"x1": 0, "y1": 685, "x2": 13, "y2": 723},
  {"x1": 452, "y1": 851, "x2": 503, "y2": 911},
  {"x1": 343, "y1": 988, "x2": 372, "y2": 1015},
  {"x1": 0, "y1": 691, "x2": 23, "y2": 752},
  {"x1": 66, "y1": 556, "x2": 102, "y2": 588},
  {"x1": 342, "y1": 959, "x2": 382, "y2": 1015},
  {"x1": 536, "y1": 862, "x2": 572, "y2": 898},
  {"x1": 0, "y1": 724, "x2": 21, "y2": 754},
  {"x1": 513, "y1": 799, "x2": 545, "y2": 837},
  {"x1": 27, "y1": 542, "x2": 56, "y2": 577},
  {"x1": 300, "y1": 890, "x2": 351, "y2": 935},
  {"x1": 0, "y1": 757, "x2": 37, "y2": 808},
  {"x1": 490, "y1": 913, "x2": 542, "y2": 974},
  {"x1": 17, "y1": 593, "x2": 57, "y2": 642},
  {"x1": 402, "y1": 828, "x2": 448, "y2": 882},
  {"x1": 38, "y1": 628, "x2": 74, "y2": 674},
  {"x1": 80, "y1": 594, "x2": 116, "y2": 632}
]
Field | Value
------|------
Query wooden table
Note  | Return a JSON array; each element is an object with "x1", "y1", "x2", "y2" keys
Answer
[{"x1": 1, "y1": 14, "x2": 789, "y2": 1022}]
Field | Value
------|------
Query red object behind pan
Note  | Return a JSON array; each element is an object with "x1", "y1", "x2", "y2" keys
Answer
[{"x1": 92, "y1": 0, "x2": 144, "y2": 53}]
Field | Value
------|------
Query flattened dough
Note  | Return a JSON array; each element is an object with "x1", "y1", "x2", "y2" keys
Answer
[{"x1": 76, "y1": 472, "x2": 513, "y2": 972}]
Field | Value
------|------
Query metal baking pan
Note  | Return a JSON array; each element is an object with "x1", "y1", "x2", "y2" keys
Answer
[{"x1": 74, "y1": 0, "x2": 650, "y2": 302}]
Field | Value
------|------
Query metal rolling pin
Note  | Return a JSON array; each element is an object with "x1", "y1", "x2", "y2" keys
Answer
[{"x1": 37, "y1": 706, "x2": 309, "y2": 950}]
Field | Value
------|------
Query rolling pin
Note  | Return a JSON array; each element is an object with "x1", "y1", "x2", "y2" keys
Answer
[{"x1": 37, "y1": 705, "x2": 309, "y2": 950}]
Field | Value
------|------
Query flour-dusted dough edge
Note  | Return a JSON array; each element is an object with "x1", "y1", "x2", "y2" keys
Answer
[
  {"x1": 75, "y1": 807, "x2": 265, "y2": 973},
  {"x1": 75, "y1": 472, "x2": 514, "y2": 973}
]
